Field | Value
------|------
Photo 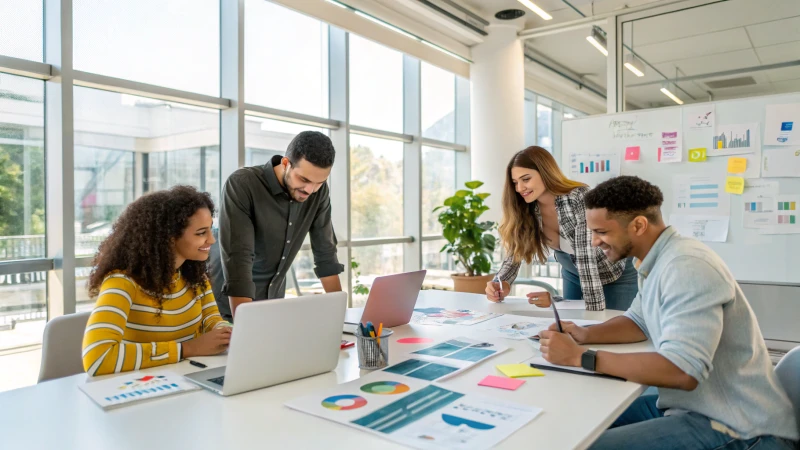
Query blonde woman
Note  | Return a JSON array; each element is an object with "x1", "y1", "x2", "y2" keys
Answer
[{"x1": 485, "y1": 146, "x2": 638, "y2": 311}]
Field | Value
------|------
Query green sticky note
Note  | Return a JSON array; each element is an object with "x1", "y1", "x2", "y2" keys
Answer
[{"x1": 496, "y1": 364, "x2": 545, "y2": 378}]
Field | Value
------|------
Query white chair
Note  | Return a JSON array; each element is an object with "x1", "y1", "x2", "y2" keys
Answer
[
  {"x1": 775, "y1": 346, "x2": 800, "y2": 438},
  {"x1": 38, "y1": 312, "x2": 91, "y2": 383}
]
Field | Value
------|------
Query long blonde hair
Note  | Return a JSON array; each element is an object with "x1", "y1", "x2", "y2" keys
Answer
[{"x1": 499, "y1": 146, "x2": 586, "y2": 264}]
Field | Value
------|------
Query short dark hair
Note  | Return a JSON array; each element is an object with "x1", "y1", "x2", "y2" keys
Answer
[
  {"x1": 584, "y1": 176, "x2": 664, "y2": 223},
  {"x1": 285, "y1": 131, "x2": 335, "y2": 168}
]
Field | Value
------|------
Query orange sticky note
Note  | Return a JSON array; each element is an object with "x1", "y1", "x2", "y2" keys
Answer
[
  {"x1": 727, "y1": 157, "x2": 747, "y2": 174},
  {"x1": 725, "y1": 176, "x2": 745, "y2": 195}
]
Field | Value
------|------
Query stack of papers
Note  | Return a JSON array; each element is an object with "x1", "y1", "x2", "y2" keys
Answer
[{"x1": 79, "y1": 371, "x2": 199, "y2": 410}]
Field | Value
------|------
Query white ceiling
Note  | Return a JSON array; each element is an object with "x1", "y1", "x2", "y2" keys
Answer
[
  {"x1": 366, "y1": 0, "x2": 800, "y2": 111},
  {"x1": 519, "y1": 0, "x2": 800, "y2": 109}
]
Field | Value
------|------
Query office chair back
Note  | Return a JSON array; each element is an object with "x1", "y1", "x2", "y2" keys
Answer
[
  {"x1": 775, "y1": 346, "x2": 800, "y2": 437},
  {"x1": 38, "y1": 312, "x2": 91, "y2": 383}
]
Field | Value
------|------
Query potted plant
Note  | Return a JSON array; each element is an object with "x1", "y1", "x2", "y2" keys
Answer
[{"x1": 433, "y1": 180, "x2": 497, "y2": 294}]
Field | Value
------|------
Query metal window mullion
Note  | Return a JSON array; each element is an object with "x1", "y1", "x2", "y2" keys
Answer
[
  {"x1": 44, "y1": 0, "x2": 77, "y2": 318},
  {"x1": 349, "y1": 125, "x2": 413, "y2": 143},
  {"x1": 73, "y1": 71, "x2": 230, "y2": 110},
  {"x1": 0, "y1": 259, "x2": 54, "y2": 276},
  {"x1": 420, "y1": 137, "x2": 466, "y2": 152},
  {"x1": 349, "y1": 237, "x2": 414, "y2": 247},
  {"x1": 454, "y1": 76, "x2": 470, "y2": 187},
  {"x1": 328, "y1": 26, "x2": 352, "y2": 301},
  {"x1": 0, "y1": 55, "x2": 52, "y2": 79},
  {"x1": 403, "y1": 55, "x2": 422, "y2": 273},
  {"x1": 244, "y1": 104, "x2": 340, "y2": 130},
  {"x1": 220, "y1": 0, "x2": 245, "y2": 187}
]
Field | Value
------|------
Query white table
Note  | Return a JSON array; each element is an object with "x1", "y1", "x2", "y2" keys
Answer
[{"x1": 0, "y1": 291, "x2": 651, "y2": 449}]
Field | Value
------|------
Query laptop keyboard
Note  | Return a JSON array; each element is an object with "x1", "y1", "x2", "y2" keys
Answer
[{"x1": 208, "y1": 375, "x2": 225, "y2": 386}]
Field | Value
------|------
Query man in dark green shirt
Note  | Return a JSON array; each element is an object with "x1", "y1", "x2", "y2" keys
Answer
[{"x1": 209, "y1": 131, "x2": 344, "y2": 321}]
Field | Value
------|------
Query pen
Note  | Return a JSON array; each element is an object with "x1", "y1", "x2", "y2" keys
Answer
[
  {"x1": 529, "y1": 363, "x2": 625, "y2": 381},
  {"x1": 550, "y1": 301, "x2": 563, "y2": 333},
  {"x1": 188, "y1": 360, "x2": 207, "y2": 369},
  {"x1": 492, "y1": 273, "x2": 503, "y2": 301},
  {"x1": 376, "y1": 323, "x2": 383, "y2": 347}
]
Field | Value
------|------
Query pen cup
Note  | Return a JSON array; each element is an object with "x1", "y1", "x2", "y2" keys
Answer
[{"x1": 355, "y1": 328, "x2": 393, "y2": 370}]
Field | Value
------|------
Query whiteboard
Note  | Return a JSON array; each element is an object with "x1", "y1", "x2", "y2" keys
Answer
[{"x1": 562, "y1": 92, "x2": 800, "y2": 284}]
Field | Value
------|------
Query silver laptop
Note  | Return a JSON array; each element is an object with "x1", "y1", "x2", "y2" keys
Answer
[
  {"x1": 343, "y1": 270, "x2": 426, "y2": 333},
  {"x1": 185, "y1": 291, "x2": 347, "y2": 396}
]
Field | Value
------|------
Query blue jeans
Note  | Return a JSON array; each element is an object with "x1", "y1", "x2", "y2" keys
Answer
[
  {"x1": 554, "y1": 250, "x2": 639, "y2": 310},
  {"x1": 590, "y1": 396, "x2": 797, "y2": 450}
]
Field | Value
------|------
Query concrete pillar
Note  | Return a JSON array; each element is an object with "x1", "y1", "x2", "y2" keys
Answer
[{"x1": 470, "y1": 20, "x2": 525, "y2": 223}]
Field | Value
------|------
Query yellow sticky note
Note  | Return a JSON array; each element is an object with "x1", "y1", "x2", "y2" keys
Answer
[
  {"x1": 496, "y1": 364, "x2": 544, "y2": 378},
  {"x1": 727, "y1": 157, "x2": 747, "y2": 174},
  {"x1": 725, "y1": 176, "x2": 745, "y2": 195},
  {"x1": 689, "y1": 148, "x2": 707, "y2": 162}
]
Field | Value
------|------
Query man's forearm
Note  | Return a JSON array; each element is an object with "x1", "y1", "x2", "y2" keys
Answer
[
  {"x1": 229, "y1": 296, "x2": 252, "y2": 318},
  {"x1": 585, "y1": 316, "x2": 648, "y2": 344},
  {"x1": 320, "y1": 275, "x2": 343, "y2": 293},
  {"x1": 595, "y1": 351, "x2": 698, "y2": 391}
]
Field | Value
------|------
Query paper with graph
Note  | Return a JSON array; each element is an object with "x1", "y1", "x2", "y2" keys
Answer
[
  {"x1": 285, "y1": 371, "x2": 542, "y2": 450},
  {"x1": 672, "y1": 174, "x2": 731, "y2": 216},
  {"x1": 760, "y1": 195, "x2": 800, "y2": 235},
  {"x1": 569, "y1": 152, "x2": 621, "y2": 187},
  {"x1": 710, "y1": 123, "x2": 760, "y2": 156}
]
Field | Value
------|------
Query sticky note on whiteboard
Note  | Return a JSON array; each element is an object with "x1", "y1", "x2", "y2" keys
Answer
[
  {"x1": 725, "y1": 176, "x2": 745, "y2": 195},
  {"x1": 625, "y1": 146, "x2": 641, "y2": 161},
  {"x1": 727, "y1": 157, "x2": 747, "y2": 174},
  {"x1": 689, "y1": 148, "x2": 707, "y2": 162}
]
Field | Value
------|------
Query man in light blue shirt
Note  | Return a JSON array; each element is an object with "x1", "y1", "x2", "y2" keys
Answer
[{"x1": 539, "y1": 176, "x2": 798, "y2": 450}]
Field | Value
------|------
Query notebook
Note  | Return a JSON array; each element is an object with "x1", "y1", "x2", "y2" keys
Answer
[{"x1": 79, "y1": 371, "x2": 200, "y2": 410}]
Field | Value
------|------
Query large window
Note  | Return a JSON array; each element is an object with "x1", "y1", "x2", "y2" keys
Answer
[
  {"x1": 421, "y1": 63, "x2": 456, "y2": 142},
  {"x1": 73, "y1": 0, "x2": 220, "y2": 96},
  {"x1": 0, "y1": 0, "x2": 42, "y2": 61},
  {"x1": 350, "y1": 135, "x2": 404, "y2": 239},
  {"x1": 245, "y1": 118, "x2": 327, "y2": 166},
  {"x1": 349, "y1": 35, "x2": 403, "y2": 133},
  {"x1": 245, "y1": 0, "x2": 328, "y2": 117},
  {"x1": 351, "y1": 244, "x2": 404, "y2": 307},
  {"x1": 421, "y1": 147, "x2": 457, "y2": 235},
  {"x1": 0, "y1": 74, "x2": 45, "y2": 261},
  {"x1": 73, "y1": 88, "x2": 220, "y2": 256}
]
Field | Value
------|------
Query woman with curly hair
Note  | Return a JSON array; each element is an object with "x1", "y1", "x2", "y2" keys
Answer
[
  {"x1": 82, "y1": 186, "x2": 231, "y2": 376},
  {"x1": 486, "y1": 146, "x2": 638, "y2": 311}
]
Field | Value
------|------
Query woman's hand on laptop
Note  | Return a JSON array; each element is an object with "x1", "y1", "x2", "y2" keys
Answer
[{"x1": 183, "y1": 327, "x2": 232, "y2": 358}]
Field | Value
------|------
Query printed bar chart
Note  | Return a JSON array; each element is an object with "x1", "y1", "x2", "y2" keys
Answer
[{"x1": 578, "y1": 160, "x2": 611, "y2": 173}]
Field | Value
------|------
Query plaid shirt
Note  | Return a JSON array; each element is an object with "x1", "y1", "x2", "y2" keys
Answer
[{"x1": 497, "y1": 187, "x2": 626, "y2": 310}]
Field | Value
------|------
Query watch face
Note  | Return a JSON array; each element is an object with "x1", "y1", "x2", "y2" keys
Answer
[{"x1": 582, "y1": 350, "x2": 596, "y2": 371}]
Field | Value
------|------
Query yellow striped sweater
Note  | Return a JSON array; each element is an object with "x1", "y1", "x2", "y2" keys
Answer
[{"x1": 82, "y1": 271, "x2": 224, "y2": 376}]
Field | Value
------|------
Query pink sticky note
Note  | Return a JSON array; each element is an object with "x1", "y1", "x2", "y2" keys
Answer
[
  {"x1": 397, "y1": 337, "x2": 434, "y2": 344},
  {"x1": 478, "y1": 375, "x2": 526, "y2": 391},
  {"x1": 625, "y1": 146, "x2": 640, "y2": 161}
]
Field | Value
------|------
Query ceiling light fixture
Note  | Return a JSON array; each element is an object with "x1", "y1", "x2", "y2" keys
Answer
[
  {"x1": 517, "y1": 0, "x2": 552, "y2": 20},
  {"x1": 355, "y1": 11, "x2": 419, "y2": 41},
  {"x1": 324, "y1": 0, "x2": 350, "y2": 9},
  {"x1": 624, "y1": 53, "x2": 645, "y2": 77},
  {"x1": 329, "y1": 0, "x2": 472, "y2": 64},
  {"x1": 586, "y1": 27, "x2": 608, "y2": 57},
  {"x1": 660, "y1": 83, "x2": 684, "y2": 105}
]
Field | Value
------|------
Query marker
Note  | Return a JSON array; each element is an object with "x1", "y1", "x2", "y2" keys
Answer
[
  {"x1": 189, "y1": 360, "x2": 207, "y2": 369},
  {"x1": 492, "y1": 274, "x2": 504, "y2": 301}
]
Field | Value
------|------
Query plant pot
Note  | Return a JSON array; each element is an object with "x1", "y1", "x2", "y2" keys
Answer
[{"x1": 451, "y1": 274, "x2": 494, "y2": 294}]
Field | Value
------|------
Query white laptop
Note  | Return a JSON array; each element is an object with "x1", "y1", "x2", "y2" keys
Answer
[
  {"x1": 185, "y1": 291, "x2": 347, "y2": 396},
  {"x1": 343, "y1": 270, "x2": 426, "y2": 334}
]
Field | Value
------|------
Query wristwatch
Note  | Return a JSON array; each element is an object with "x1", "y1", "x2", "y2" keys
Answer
[{"x1": 581, "y1": 349, "x2": 597, "y2": 371}]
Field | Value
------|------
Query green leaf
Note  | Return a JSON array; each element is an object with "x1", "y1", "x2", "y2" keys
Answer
[
  {"x1": 432, "y1": 206, "x2": 443, "y2": 212},
  {"x1": 455, "y1": 190, "x2": 471, "y2": 198},
  {"x1": 476, "y1": 192, "x2": 490, "y2": 200},
  {"x1": 465, "y1": 180, "x2": 484, "y2": 190},
  {"x1": 443, "y1": 197, "x2": 454, "y2": 207}
]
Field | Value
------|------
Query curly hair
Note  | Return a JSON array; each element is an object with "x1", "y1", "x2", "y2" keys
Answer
[
  {"x1": 584, "y1": 176, "x2": 664, "y2": 224},
  {"x1": 87, "y1": 185, "x2": 216, "y2": 309},
  {"x1": 286, "y1": 131, "x2": 336, "y2": 168}
]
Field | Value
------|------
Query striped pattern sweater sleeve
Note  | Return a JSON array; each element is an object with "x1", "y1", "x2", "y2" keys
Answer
[{"x1": 82, "y1": 274, "x2": 223, "y2": 376}]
